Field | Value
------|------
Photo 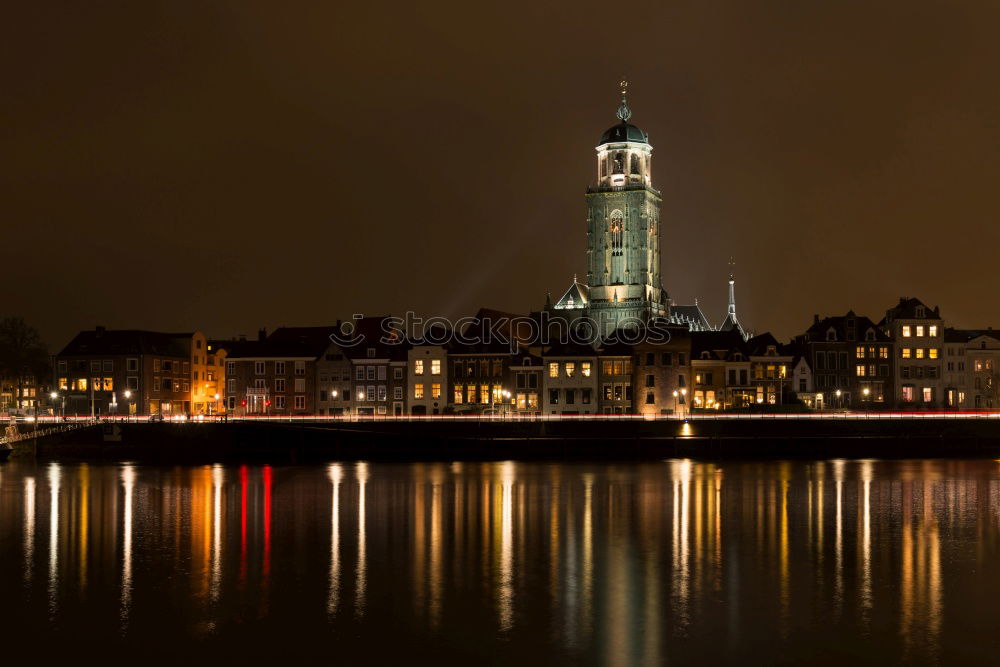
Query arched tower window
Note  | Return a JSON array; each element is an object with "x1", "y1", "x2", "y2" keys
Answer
[
  {"x1": 630, "y1": 154, "x2": 640, "y2": 175},
  {"x1": 613, "y1": 153, "x2": 624, "y2": 174},
  {"x1": 610, "y1": 211, "x2": 624, "y2": 257}
]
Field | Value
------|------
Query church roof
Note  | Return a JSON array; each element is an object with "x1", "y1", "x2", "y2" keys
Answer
[
  {"x1": 669, "y1": 303, "x2": 714, "y2": 332},
  {"x1": 719, "y1": 312, "x2": 747, "y2": 339},
  {"x1": 553, "y1": 278, "x2": 589, "y2": 310}
]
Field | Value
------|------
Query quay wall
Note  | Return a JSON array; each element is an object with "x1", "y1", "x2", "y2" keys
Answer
[{"x1": 26, "y1": 417, "x2": 1000, "y2": 462}]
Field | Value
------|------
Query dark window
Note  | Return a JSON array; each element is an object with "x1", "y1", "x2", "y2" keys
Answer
[
  {"x1": 645, "y1": 353, "x2": 655, "y2": 366},
  {"x1": 320, "y1": 390, "x2": 328, "y2": 401},
  {"x1": 739, "y1": 370, "x2": 748, "y2": 384},
  {"x1": 528, "y1": 374, "x2": 538, "y2": 389},
  {"x1": 645, "y1": 392, "x2": 655, "y2": 405},
  {"x1": 549, "y1": 389, "x2": 559, "y2": 405},
  {"x1": 728, "y1": 369, "x2": 736, "y2": 385},
  {"x1": 661, "y1": 352, "x2": 672, "y2": 366},
  {"x1": 645, "y1": 374, "x2": 655, "y2": 388},
  {"x1": 678, "y1": 353, "x2": 686, "y2": 366},
  {"x1": 566, "y1": 389, "x2": 575, "y2": 405},
  {"x1": 582, "y1": 388, "x2": 592, "y2": 405},
  {"x1": 678, "y1": 374, "x2": 686, "y2": 387},
  {"x1": 516, "y1": 374, "x2": 526, "y2": 389},
  {"x1": 816, "y1": 354, "x2": 826, "y2": 370}
]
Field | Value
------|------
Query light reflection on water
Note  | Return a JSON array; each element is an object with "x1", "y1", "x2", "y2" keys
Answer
[{"x1": 1, "y1": 459, "x2": 999, "y2": 663}]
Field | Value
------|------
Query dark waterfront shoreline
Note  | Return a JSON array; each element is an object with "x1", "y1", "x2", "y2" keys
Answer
[{"x1": 18, "y1": 417, "x2": 1000, "y2": 463}]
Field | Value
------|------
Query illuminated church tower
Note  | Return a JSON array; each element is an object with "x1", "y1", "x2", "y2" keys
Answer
[{"x1": 584, "y1": 82, "x2": 667, "y2": 331}]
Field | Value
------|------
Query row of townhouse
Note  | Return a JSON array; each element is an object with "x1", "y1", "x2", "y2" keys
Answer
[
  {"x1": 52, "y1": 327, "x2": 226, "y2": 416},
  {"x1": 51, "y1": 300, "x2": 1000, "y2": 418},
  {"x1": 789, "y1": 297, "x2": 1000, "y2": 410}
]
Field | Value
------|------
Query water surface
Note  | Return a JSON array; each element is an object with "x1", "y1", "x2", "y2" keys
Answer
[{"x1": 1, "y1": 458, "x2": 998, "y2": 664}]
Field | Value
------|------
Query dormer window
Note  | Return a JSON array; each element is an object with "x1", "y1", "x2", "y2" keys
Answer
[
  {"x1": 701, "y1": 351, "x2": 710, "y2": 359},
  {"x1": 865, "y1": 329, "x2": 875, "y2": 341},
  {"x1": 826, "y1": 329, "x2": 837, "y2": 342},
  {"x1": 916, "y1": 306, "x2": 925, "y2": 317},
  {"x1": 734, "y1": 353, "x2": 743, "y2": 361}
]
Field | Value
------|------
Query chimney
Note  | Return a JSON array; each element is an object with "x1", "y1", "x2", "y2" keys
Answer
[
  {"x1": 813, "y1": 314, "x2": 819, "y2": 325},
  {"x1": 258, "y1": 328, "x2": 267, "y2": 341}
]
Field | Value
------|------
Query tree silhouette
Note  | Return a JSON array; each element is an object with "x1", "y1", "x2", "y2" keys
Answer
[{"x1": 0, "y1": 317, "x2": 49, "y2": 410}]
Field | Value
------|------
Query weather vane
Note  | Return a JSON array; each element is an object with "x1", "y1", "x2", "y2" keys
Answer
[{"x1": 616, "y1": 79, "x2": 632, "y2": 123}]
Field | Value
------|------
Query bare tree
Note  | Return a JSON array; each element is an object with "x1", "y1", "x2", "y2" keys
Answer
[{"x1": 0, "y1": 317, "x2": 49, "y2": 410}]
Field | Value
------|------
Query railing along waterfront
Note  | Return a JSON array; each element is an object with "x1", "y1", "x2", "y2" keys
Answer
[{"x1": 10, "y1": 411, "x2": 1000, "y2": 426}]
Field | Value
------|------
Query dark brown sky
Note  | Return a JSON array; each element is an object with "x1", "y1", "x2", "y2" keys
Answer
[{"x1": 5, "y1": 1, "x2": 1000, "y2": 350}]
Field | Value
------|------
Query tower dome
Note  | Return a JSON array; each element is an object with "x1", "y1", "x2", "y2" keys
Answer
[{"x1": 597, "y1": 83, "x2": 649, "y2": 145}]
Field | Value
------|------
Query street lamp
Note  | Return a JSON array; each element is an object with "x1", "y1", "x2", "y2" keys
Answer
[
  {"x1": 681, "y1": 388, "x2": 688, "y2": 419},
  {"x1": 835, "y1": 389, "x2": 842, "y2": 410},
  {"x1": 502, "y1": 389, "x2": 511, "y2": 419}
]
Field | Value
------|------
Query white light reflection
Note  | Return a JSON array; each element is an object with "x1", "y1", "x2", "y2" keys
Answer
[
  {"x1": 210, "y1": 465, "x2": 224, "y2": 603},
  {"x1": 120, "y1": 464, "x2": 135, "y2": 629},
  {"x1": 24, "y1": 476, "x2": 36, "y2": 586},
  {"x1": 355, "y1": 462, "x2": 368, "y2": 617},
  {"x1": 47, "y1": 463, "x2": 61, "y2": 618},
  {"x1": 498, "y1": 461, "x2": 515, "y2": 632},
  {"x1": 833, "y1": 459, "x2": 845, "y2": 620},
  {"x1": 327, "y1": 463, "x2": 342, "y2": 617},
  {"x1": 859, "y1": 460, "x2": 874, "y2": 631}
]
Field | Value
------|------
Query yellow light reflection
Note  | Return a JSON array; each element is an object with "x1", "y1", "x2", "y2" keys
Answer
[
  {"x1": 327, "y1": 464, "x2": 342, "y2": 617},
  {"x1": 355, "y1": 462, "x2": 368, "y2": 617}
]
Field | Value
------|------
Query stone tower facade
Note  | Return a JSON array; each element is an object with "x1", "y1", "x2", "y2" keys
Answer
[{"x1": 585, "y1": 86, "x2": 667, "y2": 333}]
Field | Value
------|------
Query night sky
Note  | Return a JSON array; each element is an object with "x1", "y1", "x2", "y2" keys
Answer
[{"x1": 6, "y1": 1, "x2": 1000, "y2": 350}]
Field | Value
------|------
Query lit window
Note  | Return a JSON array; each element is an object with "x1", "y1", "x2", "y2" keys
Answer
[
  {"x1": 414, "y1": 360, "x2": 424, "y2": 376},
  {"x1": 565, "y1": 362, "x2": 576, "y2": 378},
  {"x1": 922, "y1": 387, "x2": 932, "y2": 403},
  {"x1": 902, "y1": 386, "x2": 914, "y2": 402},
  {"x1": 929, "y1": 325, "x2": 938, "y2": 337},
  {"x1": 879, "y1": 347, "x2": 889, "y2": 359},
  {"x1": 431, "y1": 383, "x2": 441, "y2": 399},
  {"x1": 916, "y1": 349, "x2": 925, "y2": 359},
  {"x1": 431, "y1": 360, "x2": 441, "y2": 375},
  {"x1": 467, "y1": 386, "x2": 476, "y2": 404},
  {"x1": 479, "y1": 385, "x2": 489, "y2": 404},
  {"x1": 916, "y1": 326, "x2": 925, "y2": 337},
  {"x1": 58, "y1": 377, "x2": 68, "y2": 390},
  {"x1": 902, "y1": 348, "x2": 911, "y2": 359},
  {"x1": 414, "y1": 384, "x2": 424, "y2": 399},
  {"x1": 454, "y1": 386, "x2": 463, "y2": 404},
  {"x1": 549, "y1": 363, "x2": 559, "y2": 378},
  {"x1": 929, "y1": 349, "x2": 939, "y2": 359},
  {"x1": 902, "y1": 326, "x2": 912, "y2": 337},
  {"x1": 856, "y1": 365, "x2": 866, "y2": 377},
  {"x1": 856, "y1": 346, "x2": 865, "y2": 359},
  {"x1": 582, "y1": 362, "x2": 591, "y2": 377}
]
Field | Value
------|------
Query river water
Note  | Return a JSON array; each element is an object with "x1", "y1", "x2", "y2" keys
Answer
[{"x1": 1, "y1": 458, "x2": 998, "y2": 664}]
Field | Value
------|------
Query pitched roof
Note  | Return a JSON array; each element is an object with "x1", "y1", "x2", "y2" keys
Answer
[
  {"x1": 882, "y1": 297, "x2": 941, "y2": 324},
  {"x1": 690, "y1": 329, "x2": 750, "y2": 361},
  {"x1": 58, "y1": 328, "x2": 190, "y2": 358},
  {"x1": 553, "y1": 279, "x2": 589, "y2": 310},
  {"x1": 945, "y1": 328, "x2": 1000, "y2": 344},
  {"x1": 801, "y1": 311, "x2": 890, "y2": 342},
  {"x1": 669, "y1": 303, "x2": 714, "y2": 331}
]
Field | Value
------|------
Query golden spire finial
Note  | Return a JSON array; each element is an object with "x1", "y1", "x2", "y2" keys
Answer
[{"x1": 620, "y1": 79, "x2": 628, "y2": 97}]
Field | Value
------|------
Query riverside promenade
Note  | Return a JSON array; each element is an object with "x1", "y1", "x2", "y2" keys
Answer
[{"x1": 13, "y1": 412, "x2": 1000, "y2": 462}]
